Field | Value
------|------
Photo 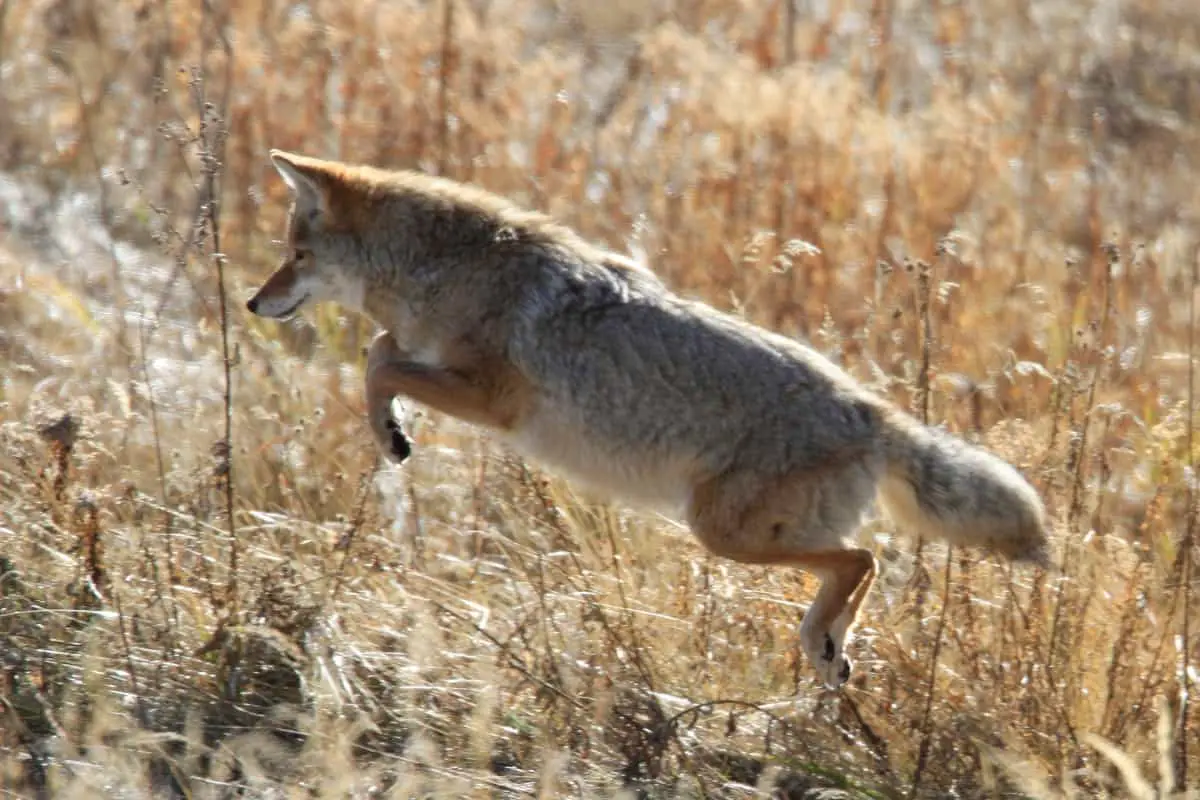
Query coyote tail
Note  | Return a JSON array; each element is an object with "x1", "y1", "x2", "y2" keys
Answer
[{"x1": 876, "y1": 411, "x2": 1051, "y2": 566}]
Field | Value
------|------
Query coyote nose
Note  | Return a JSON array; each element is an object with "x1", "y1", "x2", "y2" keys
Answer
[{"x1": 247, "y1": 296, "x2": 259, "y2": 313}]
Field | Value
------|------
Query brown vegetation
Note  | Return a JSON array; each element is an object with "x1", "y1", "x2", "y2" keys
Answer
[{"x1": 1, "y1": 0, "x2": 1199, "y2": 796}]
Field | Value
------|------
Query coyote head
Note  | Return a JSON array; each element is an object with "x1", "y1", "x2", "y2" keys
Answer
[
  {"x1": 247, "y1": 149, "x2": 607, "y2": 335},
  {"x1": 246, "y1": 150, "x2": 370, "y2": 320}
]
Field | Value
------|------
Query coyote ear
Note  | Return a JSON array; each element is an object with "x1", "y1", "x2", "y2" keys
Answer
[{"x1": 270, "y1": 149, "x2": 331, "y2": 213}]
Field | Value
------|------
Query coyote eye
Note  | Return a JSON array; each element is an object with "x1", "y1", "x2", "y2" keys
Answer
[{"x1": 293, "y1": 249, "x2": 311, "y2": 264}]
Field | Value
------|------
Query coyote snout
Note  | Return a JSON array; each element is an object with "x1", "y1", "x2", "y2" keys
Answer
[
  {"x1": 249, "y1": 149, "x2": 1052, "y2": 690},
  {"x1": 246, "y1": 261, "x2": 308, "y2": 318}
]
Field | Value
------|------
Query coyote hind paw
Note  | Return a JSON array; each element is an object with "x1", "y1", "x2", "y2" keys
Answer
[{"x1": 817, "y1": 633, "x2": 852, "y2": 689}]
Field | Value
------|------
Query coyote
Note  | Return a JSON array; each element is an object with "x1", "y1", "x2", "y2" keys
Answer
[{"x1": 247, "y1": 150, "x2": 1050, "y2": 688}]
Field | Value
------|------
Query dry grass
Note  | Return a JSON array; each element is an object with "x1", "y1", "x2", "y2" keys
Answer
[{"x1": 2, "y1": 0, "x2": 1199, "y2": 797}]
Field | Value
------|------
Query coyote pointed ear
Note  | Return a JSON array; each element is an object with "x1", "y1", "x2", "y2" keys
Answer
[{"x1": 270, "y1": 149, "x2": 332, "y2": 214}]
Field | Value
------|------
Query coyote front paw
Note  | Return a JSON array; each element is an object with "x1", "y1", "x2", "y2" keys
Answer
[
  {"x1": 385, "y1": 418, "x2": 412, "y2": 462},
  {"x1": 370, "y1": 407, "x2": 412, "y2": 464}
]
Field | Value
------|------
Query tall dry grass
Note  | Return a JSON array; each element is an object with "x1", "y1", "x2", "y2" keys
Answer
[{"x1": 1, "y1": 0, "x2": 1199, "y2": 796}]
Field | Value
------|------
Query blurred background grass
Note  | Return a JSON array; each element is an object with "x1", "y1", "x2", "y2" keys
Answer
[{"x1": 1, "y1": 0, "x2": 1199, "y2": 796}]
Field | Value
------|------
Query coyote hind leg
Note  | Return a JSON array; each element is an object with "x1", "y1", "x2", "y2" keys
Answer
[
  {"x1": 794, "y1": 549, "x2": 877, "y2": 687},
  {"x1": 687, "y1": 464, "x2": 879, "y2": 689}
]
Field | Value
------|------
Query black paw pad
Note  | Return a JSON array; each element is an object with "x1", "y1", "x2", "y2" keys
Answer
[
  {"x1": 391, "y1": 430, "x2": 412, "y2": 461},
  {"x1": 384, "y1": 419, "x2": 412, "y2": 462},
  {"x1": 823, "y1": 634, "x2": 836, "y2": 663}
]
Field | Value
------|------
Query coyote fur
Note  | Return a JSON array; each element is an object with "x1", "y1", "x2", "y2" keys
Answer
[{"x1": 247, "y1": 150, "x2": 1051, "y2": 688}]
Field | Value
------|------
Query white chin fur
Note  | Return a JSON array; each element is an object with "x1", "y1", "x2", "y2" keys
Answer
[{"x1": 260, "y1": 292, "x2": 309, "y2": 319}]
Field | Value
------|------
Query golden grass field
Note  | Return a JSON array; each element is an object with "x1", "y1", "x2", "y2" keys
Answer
[{"x1": 2, "y1": 0, "x2": 1199, "y2": 796}]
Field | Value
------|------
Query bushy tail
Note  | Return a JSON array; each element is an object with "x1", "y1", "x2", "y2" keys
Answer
[{"x1": 876, "y1": 411, "x2": 1051, "y2": 566}]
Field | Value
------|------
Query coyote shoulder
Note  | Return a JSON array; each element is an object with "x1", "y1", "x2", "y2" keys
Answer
[{"x1": 247, "y1": 150, "x2": 1051, "y2": 688}]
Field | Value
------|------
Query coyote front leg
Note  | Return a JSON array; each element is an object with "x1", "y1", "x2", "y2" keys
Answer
[
  {"x1": 365, "y1": 333, "x2": 415, "y2": 464},
  {"x1": 365, "y1": 331, "x2": 525, "y2": 461}
]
